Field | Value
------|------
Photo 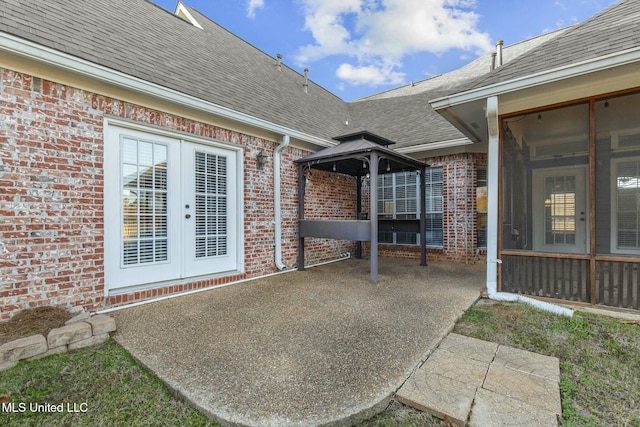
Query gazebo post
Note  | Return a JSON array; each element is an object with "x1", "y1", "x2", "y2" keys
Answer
[
  {"x1": 356, "y1": 173, "x2": 362, "y2": 259},
  {"x1": 369, "y1": 152, "x2": 378, "y2": 284},
  {"x1": 297, "y1": 164, "x2": 306, "y2": 271}
]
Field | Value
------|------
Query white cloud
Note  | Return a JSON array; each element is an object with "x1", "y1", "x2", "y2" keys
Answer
[
  {"x1": 336, "y1": 63, "x2": 405, "y2": 86},
  {"x1": 247, "y1": 0, "x2": 265, "y2": 19},
  {"x1": 294, "y1": 0, "x2": 492, "y2": 87}
]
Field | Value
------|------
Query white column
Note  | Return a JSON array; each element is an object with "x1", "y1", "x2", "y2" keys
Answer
[{"x1": 486, "y1": 96, "x2": 500, "y2": 294}]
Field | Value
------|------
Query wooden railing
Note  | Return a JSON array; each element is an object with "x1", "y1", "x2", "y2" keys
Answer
[
  {"x1": 500, "y1": 251, "x2": 639, "y2": 310},
  {"x1": 595, "y1": 257, "x2": 640, "y2": 310}
]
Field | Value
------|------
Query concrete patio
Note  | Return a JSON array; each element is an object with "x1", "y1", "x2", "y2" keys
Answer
[{"x1": 110, "y1": 258, "x2": 484, "y2": 425}]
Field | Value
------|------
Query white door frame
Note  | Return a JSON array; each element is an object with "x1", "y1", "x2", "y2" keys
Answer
[{"x1": 104, "y1": 120, "x2": 244, "y2": 293}]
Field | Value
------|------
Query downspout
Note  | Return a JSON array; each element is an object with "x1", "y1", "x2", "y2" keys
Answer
[
  {"x1": 274, "y1": 135, "x2": 290, "y2": 270},
  {"x1": 485, "y1": 96, "x2": 573, "y2": 317}
]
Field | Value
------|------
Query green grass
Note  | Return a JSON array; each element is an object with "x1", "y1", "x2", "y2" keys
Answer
[
  {"x1": 454, "y1": 302, "x2": 640, "y2": 427},
  {"x1": 0, "y1": 339, "x2": 218, "y2": 427}
]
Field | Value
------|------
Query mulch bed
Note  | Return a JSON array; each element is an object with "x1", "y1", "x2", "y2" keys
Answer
[{"x1": 0, "y1": 307, "x2": 73, "y2": 345}]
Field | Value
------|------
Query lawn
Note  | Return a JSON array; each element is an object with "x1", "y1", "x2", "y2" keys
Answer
[
  {"x1": 0, "y1": 339, "x2": 218, "y2": 426},
  {"x1": 1, "y1": 301, "x2": 639, "y2": 426}
]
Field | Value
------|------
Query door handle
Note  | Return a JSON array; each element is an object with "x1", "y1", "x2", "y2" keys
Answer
[{"x1": 185, "y1": 214, "x2": 191, "y2": 219}]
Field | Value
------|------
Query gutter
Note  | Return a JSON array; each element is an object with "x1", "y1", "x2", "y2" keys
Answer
[
  {"x1": 0, "y1": 32, "x2": 334, "y2": 149},
  {"x1": 274, "y1": 135, "x2": 290, "y2": 270},
  {"x1": 431, "y1": 45, "x2": 640, "y2": 110}
]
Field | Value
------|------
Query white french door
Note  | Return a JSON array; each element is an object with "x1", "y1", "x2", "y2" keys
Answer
[
  {"x1": 105, "y1": 124, "x2": 240, "y2": 291},
  {"x1": 532, "y1": 165, "x2": 588, "y2": 254},
  {"x1": 181, "y1": 142, "x2": 237, "y2": 277}
]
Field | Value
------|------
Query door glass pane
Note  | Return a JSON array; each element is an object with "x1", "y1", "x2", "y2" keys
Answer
[
  {"x1": 194, "y1": 152, "x2": 228, "y2": 258},
  {"x1": 544, "y1": 176, "x2": 576, "y2": 246},
  {"x1": 121, "y1": 138, "x2": 168, "y2": 266}
]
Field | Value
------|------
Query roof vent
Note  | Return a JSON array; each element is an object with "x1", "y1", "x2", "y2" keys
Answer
[
  {"x1": 276, "y1": 53, "x2": 282, "y2": 71},
  {"x1": 303, "y1": 68, "x2": 309, "y2": 93},
  {"x1": 496, "y1": 40, "x2": 504, "y2": 67}
]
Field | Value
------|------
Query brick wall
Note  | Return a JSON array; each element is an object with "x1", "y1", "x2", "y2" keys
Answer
[
  {"x1": 0, "y1": 68, "x2": 354, "y2": 318},
  {"x1": 302, "y1": 169, "x2": 358, "y2": 264}
]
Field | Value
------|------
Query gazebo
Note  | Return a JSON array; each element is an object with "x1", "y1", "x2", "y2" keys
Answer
[{"x1": 295, "y1": 131, "x2": 428, "y2": 283}]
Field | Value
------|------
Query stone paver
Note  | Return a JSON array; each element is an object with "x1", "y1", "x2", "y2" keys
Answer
[
  {"x1": 493, "y1": 345, "x2": 560, "y2": 382},
  {"x1": 470, "y1": 388, "x2": 559, "y2": 427},
  {"x1": 436, "y1": 332, "x2": 498, "y2": 364},
  {"x1": 398, "y1": 333, "x2": 561, "y2": 426},
  {"x1": 483, "y1": 364, "x2": 561, "y2": 415},
  {"x1": 419, "y1": 348, "x2": 489, "y2": 387},
  {"x1": 397, "y1": 368, "x2": 477, "y2": 427}
]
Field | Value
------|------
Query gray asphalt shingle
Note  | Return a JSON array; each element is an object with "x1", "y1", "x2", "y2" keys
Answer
[
  {"x1": 1, "y1": 0, "x2": 636, "y2": 151},
  {"x1": 0, "y1": 0, "x2": 349, "y2": 141}
]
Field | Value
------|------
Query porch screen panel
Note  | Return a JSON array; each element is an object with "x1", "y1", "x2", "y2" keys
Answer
[
  {"x1": 501, "y1": 102, "x2": 588, "y2": 253},
  {"x1": 194, "y1": 151, "x2": 228, "y2": 258},
  {"x1": 121, "y1": 138, "x2": 168, "y2": 266},
  {"x1": 500, "y1": 103, "x2": 589, "y2": 301},
  {"x1": 595, "y1": 92, "x2": 640, "y2": 256}
]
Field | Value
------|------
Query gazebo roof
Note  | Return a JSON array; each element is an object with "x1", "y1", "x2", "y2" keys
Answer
[{"x1": 295, "y1": 131, "x2": 426, "y2": 175}]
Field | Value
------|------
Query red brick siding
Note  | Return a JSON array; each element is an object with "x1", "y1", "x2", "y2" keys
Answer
[
  {"x1": 302, "y1": 169, "x2": 358, "y2": 264},
  {"x1": 0, "y1": 68, "x2": 354, "y2": 318}
]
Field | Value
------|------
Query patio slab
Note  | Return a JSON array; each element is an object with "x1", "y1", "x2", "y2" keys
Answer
[{"x1": 109, "y1": 258, "x2": 484, "y2": 426}]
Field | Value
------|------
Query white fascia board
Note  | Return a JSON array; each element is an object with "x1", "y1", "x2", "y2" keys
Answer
[
  {"x1": 431, "y1": 46, "x2": 640, "y2": 110},
  {"x1": 395, "y1": 137, "x2": 472, "y2": 154},
  {"x1": 0, "y1": 32, "x2": 335, "y2": 148},
  {"x1": 175, "y1": 2, "x2": 203, "y2": 29}
]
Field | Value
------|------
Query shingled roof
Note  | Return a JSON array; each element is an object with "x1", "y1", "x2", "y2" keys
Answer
[
  {"x1": 0, "y1": 0, "x2": 350, "y2": 142},
  {"x1": 1, "y1": 0, "x2": 634, "y2": 153},
  {"x1": 347, "y1": 29, "x2": 569, "y2": 151},
  {"x1": 450, "y1": 0, "x2": 639, "y2": 95}
]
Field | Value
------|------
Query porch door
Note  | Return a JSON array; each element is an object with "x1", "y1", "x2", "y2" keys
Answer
[
  {"x1": 106, "y1": 125, "x2": 239, "y2": 291},
  {"x1": 181, "y1": 142, "x2": 237, "y2": 277},
  {"x1": 532, "y1": 165, "x2": 588, "y2": 254}
]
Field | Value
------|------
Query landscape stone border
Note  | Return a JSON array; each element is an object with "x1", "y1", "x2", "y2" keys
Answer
[{"x1": 0, "y1": 314, "x2": 116, "y2": 371}]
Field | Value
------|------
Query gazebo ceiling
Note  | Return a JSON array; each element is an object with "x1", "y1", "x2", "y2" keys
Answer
[{"x1": 295, "y1": 131, "x2": 427, "y2": 176}]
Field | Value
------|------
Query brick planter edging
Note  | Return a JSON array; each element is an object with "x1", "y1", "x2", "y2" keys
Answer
[{"x1": 0, "y1": 314, "x2": 116, "y2": 371}]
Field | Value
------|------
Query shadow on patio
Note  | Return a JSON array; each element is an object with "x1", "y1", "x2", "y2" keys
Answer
[{"x1": 110, "y1": 258, "x2": 484, "y2": 426}]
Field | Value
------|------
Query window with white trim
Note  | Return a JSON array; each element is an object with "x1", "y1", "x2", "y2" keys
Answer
[
  {"x1": 425, "y1": 167, "x2": 444, "y2": 247},
  {"x1": 613, "y1": 157, "x2": 640, "y2": 253},
  {"x1": 476, "y1": 167, "x2": 487, "y2": 248},
  {"x1": 377, "y1": 171, "x2": 419, "y2": 244}
]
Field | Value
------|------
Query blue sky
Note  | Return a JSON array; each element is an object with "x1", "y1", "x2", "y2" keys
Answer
[{"x1": 150, "y1": 0, "x2": 619, "y2": 101}]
